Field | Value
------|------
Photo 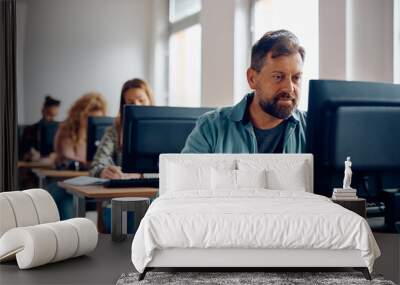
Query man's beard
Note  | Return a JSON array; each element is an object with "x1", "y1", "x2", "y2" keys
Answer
[{"x1": 258, "y1": 92, "x2": 297, "y2": 119}]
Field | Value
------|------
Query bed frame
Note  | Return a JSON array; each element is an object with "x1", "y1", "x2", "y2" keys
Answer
[{"x1": 139, "y1": 248, "x2": 371, "y2": 280}]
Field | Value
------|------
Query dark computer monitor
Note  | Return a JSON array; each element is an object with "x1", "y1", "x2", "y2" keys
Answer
[
  {"x1": 39, "y1": 121, "x2": 59, "y2": 156},
  {"x1": 87, "y1": 116, "x2": 114, "y2": 161},
  {"x1": 122, "y1": 105, "x2": 214, "y2": 173},
  {"x1": 306, "y1": 79, "x2": 400, "y2": 201}
]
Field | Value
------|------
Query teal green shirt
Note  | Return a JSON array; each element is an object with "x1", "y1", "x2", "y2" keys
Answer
[{"x1": 181, "y1": 93, "x2": 307, "y2": 153}]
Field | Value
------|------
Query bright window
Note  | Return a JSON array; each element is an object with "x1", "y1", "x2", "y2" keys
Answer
[
  {"x1": 168, "y1": 24, "x2": 202, "y2": 107},
  {"x1": 169, "y1": 0, "x2": 201, "y2": 23},
  {"x1": 253, "y1": 0, "x2": 319, "y2": 110},
  {"x1": 168, "y1": 0, "x2": 201, "y2": 107}
]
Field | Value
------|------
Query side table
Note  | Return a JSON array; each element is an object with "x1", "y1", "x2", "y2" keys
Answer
[
  {"x1": 332, "y1": 197, "x2": 366, "y2": 218},
  {"x1": 111, "y1": 197, "x2": 150, "y2": 241}
]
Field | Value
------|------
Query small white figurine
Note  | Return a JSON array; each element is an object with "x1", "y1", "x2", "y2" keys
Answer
[{"x1": 343, "y1": 157, "x2": 353, "y2": 189}]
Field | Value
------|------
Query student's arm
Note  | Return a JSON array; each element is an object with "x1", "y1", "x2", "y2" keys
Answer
[
  {"x1": 181, "y1": 114, "x2": 217, "y2": 153},
  {"x1": 54, "y1": 129, "x2": 82, "y2": 164},
  {"x1": 89, "y1": 127, "x2": 119, "y2": 178}
]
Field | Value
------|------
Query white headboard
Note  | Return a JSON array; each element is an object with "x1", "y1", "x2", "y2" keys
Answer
[{"x1": 159, "y1": 154, "x2": 313, "y2": 196}]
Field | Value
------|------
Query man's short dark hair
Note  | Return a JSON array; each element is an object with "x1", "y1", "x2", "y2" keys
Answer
[
  {"x1": 251, "y1": 30, "x2": 305, "y2": 72},
  {"x1": 43, "y1": 95, "x2": 61, "y2": 109}
]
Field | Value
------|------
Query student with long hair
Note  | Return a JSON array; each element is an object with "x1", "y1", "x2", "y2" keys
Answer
[
  {"x1": 89, "y1": 78, "x2": 155, "y2": 179},
  {"x1": 54, "y1": 92, "x2": 107, "y2": 170},
  {"x1": 50, "y1": 92, "x2": 107, "y2": 219}
]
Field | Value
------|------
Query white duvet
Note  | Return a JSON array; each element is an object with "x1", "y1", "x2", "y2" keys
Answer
[{"x1": 131, "y1": 190, "x2": 380, "y2": 273}]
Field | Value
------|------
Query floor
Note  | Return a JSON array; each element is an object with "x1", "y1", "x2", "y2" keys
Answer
[
  {"x1": 1, "y1": 233, "x2": 398, "y2": 285},
  {"x1": 373, "y1": 232, "x2": 400, "y2": 284},
  {"x1": 0, "y1": 234, "x2": 134, "y2": 285}
]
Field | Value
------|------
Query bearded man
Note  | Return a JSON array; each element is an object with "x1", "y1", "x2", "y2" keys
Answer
[{"x1": 182, "y1": 30, "x2": 306, "y2": 154}]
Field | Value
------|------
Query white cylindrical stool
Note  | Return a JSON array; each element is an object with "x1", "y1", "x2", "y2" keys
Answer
[{"x1": 111, "y1": 197, "x2": 150, "y2": 242}]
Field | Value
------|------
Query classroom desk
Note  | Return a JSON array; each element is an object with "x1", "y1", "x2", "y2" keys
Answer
[
  {"x1": 17, "y1": 160, "x2": 55, "y2": 169},
  {"x1": 32, "y1": 169, "x2": 89, "y2": 188},
  {"x1": 17, "y1": 161, "x2": 56, "y2": 189},
  {"x1": 58, "y1": 181, "x2": 158, "y2": 232}
]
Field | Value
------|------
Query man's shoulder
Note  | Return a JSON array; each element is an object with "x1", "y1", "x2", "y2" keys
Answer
[
  {"x1": 291, "y1": 110, "x2": 307, "y2": 139},
  {"x1": 198, "y1": 106, "x2": 234, "y2": 125},
  {"x1": 293, "y1": 109, "x2": 307, "y2": 124}
]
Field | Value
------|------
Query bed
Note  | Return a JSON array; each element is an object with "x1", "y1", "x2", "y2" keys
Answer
[{"x1": 131, "y1": 154, "x2": 380, "y2": 280}]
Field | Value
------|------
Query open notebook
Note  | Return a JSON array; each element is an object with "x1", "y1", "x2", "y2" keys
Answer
[{"x1": 63, "y1": 176, "x2": 109, "y2": 186}]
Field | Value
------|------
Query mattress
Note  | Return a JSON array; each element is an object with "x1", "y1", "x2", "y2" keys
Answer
[{"x1": 131, "y1": 190, "x2": 380, "y2": 273}]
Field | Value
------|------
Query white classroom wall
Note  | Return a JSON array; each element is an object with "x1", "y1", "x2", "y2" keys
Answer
[{"x1": 17, "y1": 0, "x2": 398, "y2": 124}]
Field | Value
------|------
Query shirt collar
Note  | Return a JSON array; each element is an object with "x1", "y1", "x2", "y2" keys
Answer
[
  {"x1": 229, "y1": 92, "x2": 300, "y2": 125},
  {"x1": 228, "y1": 93, "x2": 253, "y2": 122}
]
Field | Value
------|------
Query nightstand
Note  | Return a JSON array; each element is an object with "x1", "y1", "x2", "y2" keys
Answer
[{"x1": 331, "y1": 198, "x2": 366, "y2": 218}]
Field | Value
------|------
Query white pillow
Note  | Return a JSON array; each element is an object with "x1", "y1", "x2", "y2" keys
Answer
[
  {"x1": 211, "y1": 169, "x2": 267, "y2": 190},
  {"x1": 211, "y1": 168, "x2": 236, "y2": 190},
  {"x1": 166, "y1": 159, "x2": 236, "y2": 192},
  {"x1": 237, "y1": 158, "x2": 310, "y2": 192},
  {"x1": 265, "y1": 162, "x2": 308, "y2": 191},
  {"x1": 167, "y1": 162, "x2": 211, "y2": 191},
  {"x1": 237, "y1": 169, "x2": 267, "y2": 189}
]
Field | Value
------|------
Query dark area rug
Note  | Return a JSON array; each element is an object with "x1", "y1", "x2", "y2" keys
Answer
[{"x1": 116, "y1": 271, "x2": 396, "y2": 285}]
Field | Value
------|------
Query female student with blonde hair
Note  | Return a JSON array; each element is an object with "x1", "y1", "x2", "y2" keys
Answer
[
  {"x1": 50, "y1": 92, "x2": 107, "y2": 219},
  {"x1": 89, "y1": 78, "x2": 155, "y2": 179},
  {"x1": 54, "y1": 92, "x2": 107, "y2": 170}
]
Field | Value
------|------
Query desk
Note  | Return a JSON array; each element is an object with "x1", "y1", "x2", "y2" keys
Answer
[
  {"x1": 58, "y1": 182, "x2": 157, "y2": 232},
  {"x1": 18, "y1": 161, "x2": 55, "y2": 189},
  {"x1": 32, "y1": 169, "x2": 89, "y2": 188},
  {"x1": 17, "y1": 160, "x2": 54, "y2": 169}
]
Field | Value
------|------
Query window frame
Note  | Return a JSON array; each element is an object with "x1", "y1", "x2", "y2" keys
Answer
[{"x1": 167, "y1": 0, "x2": 201, "y2": 106}]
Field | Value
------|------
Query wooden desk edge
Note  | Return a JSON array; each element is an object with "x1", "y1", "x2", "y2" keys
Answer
[
  {"x1": 33, "y1": 169, "x2": 89, "y2": 178},
  {"x1": 58, "y1": 182, "x2": 158, "y2": 199},
  {"x1": 17, "y1": 161, "x2": 55, "y2": 169}
]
